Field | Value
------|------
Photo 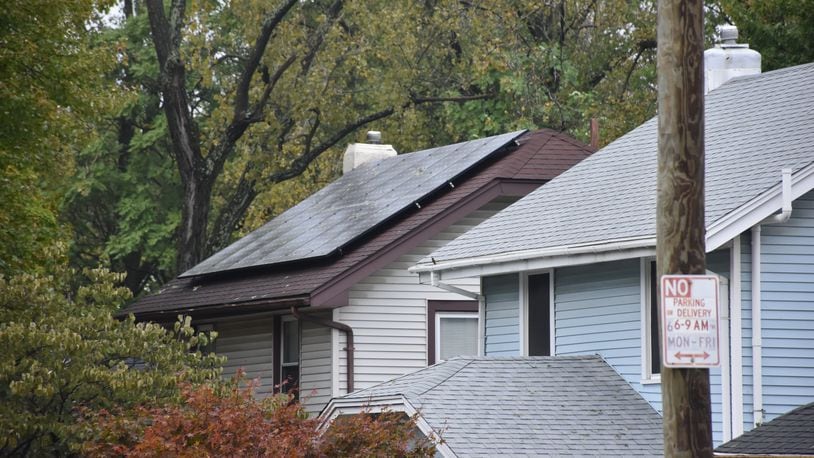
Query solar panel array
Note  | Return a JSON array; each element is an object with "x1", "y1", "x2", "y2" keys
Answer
[{"x1": 181, "y1": 130, "x2": 524, "y2": 277}]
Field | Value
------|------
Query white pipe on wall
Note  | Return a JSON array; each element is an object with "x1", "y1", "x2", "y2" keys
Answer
[
  {"x1": 751, "y1": 226, "x2": 764, "y2": 427},
  {"x1": 731, "y1": 235, "x2": 745, "y2": 436}
]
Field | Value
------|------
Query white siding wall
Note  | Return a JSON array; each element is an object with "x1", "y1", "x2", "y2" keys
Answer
[
  {"x1": 214, "y1": 316, "x2": 276, "y2": 398},
  {"x1": 335, "y1": 198, "x2": 515, "y2": 395},
  {"x1": 300, "y1": 313, "x2": 333, "y2": 414}
]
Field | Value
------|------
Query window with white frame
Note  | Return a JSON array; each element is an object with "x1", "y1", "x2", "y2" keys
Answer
[
  {"x1": 435, "y1": 312, "x2": 478, "y2": 362},
  {"x1": 280, "y1": 318, "x2": 299, "y2": 394}
]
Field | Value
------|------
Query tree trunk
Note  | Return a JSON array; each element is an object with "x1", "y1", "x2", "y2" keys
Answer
[{"x1": 656, "y1": 0, "x2": 712, "y2": 456}]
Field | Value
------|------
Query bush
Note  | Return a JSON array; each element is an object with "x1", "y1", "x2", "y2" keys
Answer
[
  {"x1": 0, "y1": 261, "x2": 223, "y2": 456},
  {"x1": 82, "y1": 379, "x2": 437, "y2": 457}
]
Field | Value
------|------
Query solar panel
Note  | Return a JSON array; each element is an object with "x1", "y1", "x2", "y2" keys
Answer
[{"x1": 181, "y1": 130, "x2": 525, "y2": 277}]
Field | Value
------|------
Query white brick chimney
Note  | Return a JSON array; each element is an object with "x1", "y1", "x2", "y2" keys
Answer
[{"x1": 342, "y1": 131, "x2": 397, "y2": 174}]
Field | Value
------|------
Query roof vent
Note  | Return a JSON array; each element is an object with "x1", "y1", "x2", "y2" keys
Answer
[
  {"x1": 342, "y1": 131, "x2": 397, "y2": 174},
  {"x1": 366, "y1": 130, "x2": 382, "y2": 144},
  {"x1": 704, "y1": 24, "x2": 761, "y2": 94}
]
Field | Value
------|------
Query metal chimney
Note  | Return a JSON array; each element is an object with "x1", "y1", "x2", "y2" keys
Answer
[{"x1": 704, "y1": 25, "x2": 761, "y2": 94}]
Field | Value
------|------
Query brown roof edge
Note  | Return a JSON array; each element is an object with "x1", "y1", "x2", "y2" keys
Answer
[{"x1": 118, "y1": 295, "x2": 310, "y2": 323}]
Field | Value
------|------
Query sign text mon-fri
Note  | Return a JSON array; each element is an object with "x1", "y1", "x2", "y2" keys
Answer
[{"x1": 660, "y1": 275, "x2": 721, "y2": 368}]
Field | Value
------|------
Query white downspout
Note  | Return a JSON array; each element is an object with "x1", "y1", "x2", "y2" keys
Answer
[
  {"x1": 750, "y1": 168, "x2": 793, "y2": 427},
  {"x1": 731, "y1": 236, "x2": 744, "y2": 437},
  {"x1": 750, "y1": 226, "x2": 763, "y2": 427}
]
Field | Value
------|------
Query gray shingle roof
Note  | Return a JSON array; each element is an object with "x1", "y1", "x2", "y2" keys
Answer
[
  {"x1": 715, "y1": 402, "x2": 814, "y2": 456},
  {"x1": 181, "y1": 131, "x2": 524, "y2": 277},
  {"x1": 337, "y1": 355, "x2": 664, "y2": 456},
  {"x1": 419, "y1": 63, "x2": 814, "y2": 266}
]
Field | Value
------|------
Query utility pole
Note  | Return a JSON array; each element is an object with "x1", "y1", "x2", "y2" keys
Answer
[{"x1": 656, "y1": 0, "x2": 713, "y2": 456}]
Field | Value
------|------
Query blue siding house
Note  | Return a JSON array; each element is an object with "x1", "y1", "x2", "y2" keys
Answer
[{"x1": 412, "y1": 61, "x2": 814, "y2": 445}]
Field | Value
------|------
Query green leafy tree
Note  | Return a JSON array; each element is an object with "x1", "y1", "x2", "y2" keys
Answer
[
  {"x1": 718, "y1": 0, "x2": 814, "y2": 71},
  {"x1": 0, "y1": 0, "x2": 120, "y2": 275},
  {"x1": 0, "y1": 249, "x2": 223, "y2": 455}
]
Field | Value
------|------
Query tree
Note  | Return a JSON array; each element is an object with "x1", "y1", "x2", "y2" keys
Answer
[
  {"x1": 82, "y1": 378, "x2": 436, "y2": 457},
  {"x1": 718, "y1": 0, "x2": 814, "y2": 71},
  {"x1": 142, "y1": 0, "x2": 517, "y2": 273},
  {"x1": 0, "y1": 0, "x2": 120, "y2": 276},
  {"x1": 0, "y1": 250, "x2": 223, "y2": 455}
]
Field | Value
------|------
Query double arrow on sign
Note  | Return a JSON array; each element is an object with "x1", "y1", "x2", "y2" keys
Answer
[{"x1": 674, "y1": 351, "x2": 710, "y2": 360}]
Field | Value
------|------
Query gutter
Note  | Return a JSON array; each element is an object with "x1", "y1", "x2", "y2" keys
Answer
[
  {"x1": 411, "y1": 236, "x2": 656, "y2": 275},
  {"x1": 290, "y1": 306, "x2": 355, "y2": 393},
  {"x1": 750, "y1": 168, "x2": 793, "y2": 427}
]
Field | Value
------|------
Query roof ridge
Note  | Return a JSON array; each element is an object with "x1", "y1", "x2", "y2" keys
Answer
[
  {"x1": 508, "y1": 131, "x2": 556, "y2": 178},
  {"x1": 416, "y1": 358, "x2": 476, "y2": 397}
]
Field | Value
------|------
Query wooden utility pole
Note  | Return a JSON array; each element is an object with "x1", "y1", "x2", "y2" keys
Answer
[{"x1": 656, "y1": 0, "x2": 713, "y2": 456}]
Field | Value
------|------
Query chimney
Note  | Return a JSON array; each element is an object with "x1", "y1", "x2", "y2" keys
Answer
[
  {"x1": 704, "y1": 24, "x2": 761, "y2": 94},
  {"x1": 342, "y1": 131, "x2": 397, "y2": 174}
]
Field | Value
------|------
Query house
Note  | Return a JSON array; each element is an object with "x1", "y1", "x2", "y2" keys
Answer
[
  {"x1": 321, "y1": 355, "x2": 664, "y2": 457},
  {"x1": 411, "y1": 42, "x2": 814, "y2": 444},
  {"x1": 715, "y1": 401, "x2": 814, "y2": 457},
  {"x1": 124, "y1": 129, "x2": 594, "y2": 413}
]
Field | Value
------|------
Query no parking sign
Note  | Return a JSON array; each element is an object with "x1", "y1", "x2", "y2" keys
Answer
[{"x1": 660, "y1": 275, "x2": 721, "y2": 368}]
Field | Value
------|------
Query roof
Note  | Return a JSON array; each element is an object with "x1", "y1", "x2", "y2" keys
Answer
[
  {"x1": 324, "y1": 355, "x2": 664, "y2": 457},
  {"x1": 715, "y1": 402, "x2": 814, "y2": 456},
  {"x1": 182, "y1": 131, "x2": 524, "y2": 277},
  {"x1": 415, "y1": 63, "x2": 814, "y2": 275},
  {"x1": 125, "y1": 129, "x2": 594, "y2": 319}
]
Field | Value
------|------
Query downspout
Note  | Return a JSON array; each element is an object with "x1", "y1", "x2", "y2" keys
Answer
[
  {"x1": 291, "y1": 307, "x2": 354, "y2": 393},
  {"x1": 429, "y1": 271, "x2": 483, "y2": 301},
  {"x1": 750, "y1": 168, "x2": 793, "y2": 427}
]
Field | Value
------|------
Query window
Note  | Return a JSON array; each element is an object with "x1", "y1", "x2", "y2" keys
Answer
[
  {"x1": 427, "y1": 301, "x2": 479, "y2": 365},
  {"x1": 525, "y1": 272, "x2": 551, "y2": 356},
  {"x1": 280, "y1": 318, "x2": 299, "y2": 394},
  {"x1": 436, "y1": 313, "x2": 478, "y2": 362},
  {"x1": 643, "y1": 260, "x2": 661, "y2": 380}
]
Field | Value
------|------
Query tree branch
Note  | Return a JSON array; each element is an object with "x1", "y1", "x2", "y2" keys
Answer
[
  {"x1": 234, "y1": 0, "x2": 299, "y2": 117},
  {"x1": 299, "y1": 0, "x2": 344, "y2": 77}
]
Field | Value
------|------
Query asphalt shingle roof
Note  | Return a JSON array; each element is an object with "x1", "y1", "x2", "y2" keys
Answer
[
  {"x1": 420, "y1": 63, "x2": 814, "y2": 266},
  {"x1": 338, "y1": 355, "x2": 664, "y2": 456},
  {"x1": 715, "y1": 402, "x2": 814, "y2": 456},
  {"x1": 182, "y1": 130, "x2": 525, "y2": 277}
]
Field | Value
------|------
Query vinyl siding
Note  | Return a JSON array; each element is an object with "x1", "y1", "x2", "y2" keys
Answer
[
  {"x1": 336, "y1": 198, "x2": 515, "y2": 395},
  {"x1": 483, "y1": 273, "x2": 521, "y2": 355},
  {"x1": 758, "y1": 190, "x2": 814, "y2": 421},
  {"x1": 214, "y1": 316, "x2": 275, "y2": 398},
  {"x1": 554, "y1": 259, "x2": 660, "y2": 407},
  {"x1": 553, "y1": 252, "x2": 730, "y2": 445},
  {"x1": 300, "y1": 314, "x2": 333, "y2": 415}
]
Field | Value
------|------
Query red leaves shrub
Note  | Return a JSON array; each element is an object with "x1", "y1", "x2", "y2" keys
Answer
[{"x1": 82, "y1": 380, "x2": 435, "y2": 457}]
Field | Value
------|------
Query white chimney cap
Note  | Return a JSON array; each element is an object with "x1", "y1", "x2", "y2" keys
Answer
[{"x1": 720, "y1": 24, "x2": 739, "y2": 44}]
